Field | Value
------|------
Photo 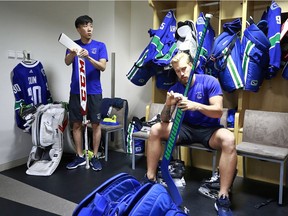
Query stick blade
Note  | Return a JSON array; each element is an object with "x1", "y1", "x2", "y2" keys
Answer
[
  {"x1": 58, "y1": 33, "x2": 82, "y2": 55},
  {"x1": 205, "y1": 14, "x2": 213, "y2": 19},
  {"x1": 160, "y1": 160, "x2": 183, "y2": 206}
]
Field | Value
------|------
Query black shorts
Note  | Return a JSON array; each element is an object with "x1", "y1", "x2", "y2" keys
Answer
[
  {"x1": 177, "y1": 123, "x2": 224, "y2": 149},
  {"x1": 69, "y1": 94, "x2": 102, "y2": 124}
]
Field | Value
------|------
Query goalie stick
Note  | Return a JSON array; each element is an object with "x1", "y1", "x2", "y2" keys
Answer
[
  {"x1": 160, "y1": 14, "x2": 213, "y2": 206},
  {"x1": 58, "y1": 33, "x2": 90, "y2": 169}
]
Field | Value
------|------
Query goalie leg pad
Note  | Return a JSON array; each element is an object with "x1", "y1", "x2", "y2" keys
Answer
[{"x1": 26, "y1": 104, "x2": 67, "y2": 176}]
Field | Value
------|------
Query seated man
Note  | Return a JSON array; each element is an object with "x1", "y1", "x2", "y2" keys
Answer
[{"x1": 145, "y1": 52, "x2": 237, "y2": 216}]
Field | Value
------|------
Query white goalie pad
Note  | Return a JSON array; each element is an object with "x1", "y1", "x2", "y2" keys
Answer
[
  {"x1": 26, "y1": 104, "x2": 67, "y2": 176},
  {"x1": 176, "y1": 20, "x2": 198, "y2": 59}
]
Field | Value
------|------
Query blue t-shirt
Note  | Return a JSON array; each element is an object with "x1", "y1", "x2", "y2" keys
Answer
[
  {"x1": 169, "y1": 74, "x2": 223, "y2": 127},
  {"x1": 67, "y1": 39, "x2": 108, "y2": 94}
]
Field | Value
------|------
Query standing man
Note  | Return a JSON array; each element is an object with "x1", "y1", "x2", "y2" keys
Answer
[
  {"x1": 65, "y1": 15, "x2": 108, "y2": 171},
  {"x1": 145, "y1": 52, "x2": 237, "y2": 216}
]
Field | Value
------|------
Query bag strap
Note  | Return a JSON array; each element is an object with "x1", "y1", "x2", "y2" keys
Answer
[
  {"x1": 210, "y1": 34, "x2": 238, "y2": 72},
  {"x1": 78, "y1": 193, "x2": 109, "y2": 216}
]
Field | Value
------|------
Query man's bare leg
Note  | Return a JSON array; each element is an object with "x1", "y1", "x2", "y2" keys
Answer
[
  {"x1": 209, "y1": 128, "x2": 237, "y2": 197},
  {"x1": 73, "y1": 122, "x2": 83, "y2": 156},
  {"x1": 146, "y1": 122, "x2": 172, "y2": 180},
  {"x1": 92, "y1": 123, "x2": 101, "y2": 156}
]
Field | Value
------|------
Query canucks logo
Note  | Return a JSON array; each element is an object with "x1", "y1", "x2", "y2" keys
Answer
[
  {"x1": 91, "y1": 48, "x2": 97, "y2": 54},
  {"x1": 166, "y1": 11, "x2": 172, "y2": 18},
  {"x1": 196, "y1": 92, "x2": 203, "y2": 100},
  {"x1": 138, "y1": 78, "x2": 145, "y2": 83},
  {"x1": 251, "y1": 80, "x2": 258, "y2": 86}
]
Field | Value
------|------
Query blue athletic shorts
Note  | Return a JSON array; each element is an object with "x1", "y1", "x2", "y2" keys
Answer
[{"x1": 69, "y1": 94, "x2": 102, "y2": 124}]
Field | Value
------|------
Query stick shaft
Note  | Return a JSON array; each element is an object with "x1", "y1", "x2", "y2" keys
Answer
[
  {"x1": 78, "y1": 58, "x2": 90, "y2": 169},
  {"x1": 160, "y1": 14, "x2": 212, "y2": 206},
  {"x1": 83, "y1": 115, "x2": 90, "y2": 169}
]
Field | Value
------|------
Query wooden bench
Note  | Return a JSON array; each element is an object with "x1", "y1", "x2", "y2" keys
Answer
[
  {"x1": 236, "y1": 109, "x2": 288, "y2": 205},
  {"x1": 131, "y1": 103, "x2": 228, "y2": 174}
]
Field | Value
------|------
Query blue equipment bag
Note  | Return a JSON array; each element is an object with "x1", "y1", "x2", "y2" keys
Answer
[
  {"x1": 73, "y1": 173, "x2": 189, "y2": 216},
  {"x1": 206, "y1": 18, "x2": 244, "y2": 92},
  {"x1": 241, "y1": 20, "x2": 271, "y2": 92}
]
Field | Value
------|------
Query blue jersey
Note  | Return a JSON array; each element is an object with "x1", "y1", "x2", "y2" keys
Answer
[
  {"x1": 66, "y1": 39, "x2": 108, "y2": 94},
  {"x1": 261, "y1": 1, "x2": 282, "y2": 78},
  {"x1": 169, "y1": 74, "x2": 223, "y2": 127},
  {"x1": 11, "y1": 61, "x2": 52, "y2": 129},
  {"x1": 126, "y1": 10, "x2": 177, "y2": 86}
]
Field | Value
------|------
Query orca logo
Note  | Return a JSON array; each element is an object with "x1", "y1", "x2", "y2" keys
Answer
[
  {"x1": 196, "y1": 92, "x2": 203, "y2": 99},
  {"x1": 166, "y1": 11, "x2": 172, "y2": 18},
  {"x1": 139, "y1": 78, "x2": 145, "y2": 83},
  {"x1": 91, "y1": 48, "x2": 97, "y2": 54},
  {"x1": 270, "y1": 2, "x2": 279, "y2": 10},
  {"x1": 251, "y1": 80, "x2": 258, "y2": 86},
  {"x1": 197, "y1": 17, "x2": 205, "y2": 25}
]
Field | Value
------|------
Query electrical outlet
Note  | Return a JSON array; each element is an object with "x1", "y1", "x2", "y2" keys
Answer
[
  {"x1": 16, "y1": 51, "x2": 24, "y2": 59},
  {"x1": 8, "y1": 50, "x2": 16, "y2": 59}
]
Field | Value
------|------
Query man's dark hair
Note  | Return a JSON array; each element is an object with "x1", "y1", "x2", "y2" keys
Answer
[{"x1": 75, "y1": 15, "x2": 93, "y2": 28}]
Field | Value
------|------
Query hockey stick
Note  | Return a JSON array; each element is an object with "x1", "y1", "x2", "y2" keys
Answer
[
  {"x1": 160, "y1": 14, "x2": 212, "y2": 206},
  {"x1": 78, "y1": 58, "x2": 90, "y2": 169},
  {"x1": 58, "y1": 33, "x2": 90, "y2": 169}
]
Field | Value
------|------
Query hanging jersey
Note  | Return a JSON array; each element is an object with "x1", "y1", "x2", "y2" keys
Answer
[
  {"x1": 148, "y1": 10, "x2": 177, "y2": 66},
  {"x1": 196, "y1": 12, "x2": 215, "y2": 74},
  {"x1": 241, "y1": 21, "x2": 271, "y2": 92},
  {"x1": 66, "y1": 40, "x2": 108, "y2": 94},
  {"x1": 11, "y1": 61, "x2": 52, "y2": 129},
  {"x1": 169, "y1": 74, "x2": 222, "y2": 127},
  {"x1": 261, "y1": 1, "x2": 282, "y2": 79},
  {"x1": 126, "y1": 10, "x2": 177, "y2": 86}
]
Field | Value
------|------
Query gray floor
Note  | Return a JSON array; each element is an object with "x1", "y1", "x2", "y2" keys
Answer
[{"x1": 0, "y1": 151, "x2": 288, "y2": 216}]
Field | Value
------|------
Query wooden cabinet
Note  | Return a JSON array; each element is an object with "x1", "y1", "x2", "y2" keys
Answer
[{"x1": 149, "y1": 0, "x2": 288, "y2": 184}]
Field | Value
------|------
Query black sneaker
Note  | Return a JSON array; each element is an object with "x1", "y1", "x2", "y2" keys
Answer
[
  {"x1": 215, "y1": 195, "x2": 233, "y2": 216},
  {"x1": 142, "y1": 174, "x2": 157, "y2": 185},
  {"x1": 66, "y1": 155, "x2": 86, "y2": 169},
  {"x1": 90, "y1": 156, "x2": 102, "y2": 171}
]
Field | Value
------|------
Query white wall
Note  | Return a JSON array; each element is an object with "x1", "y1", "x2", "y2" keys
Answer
[{"x1": 0, "y1": 1, "x2": 153, "y2": 170}]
